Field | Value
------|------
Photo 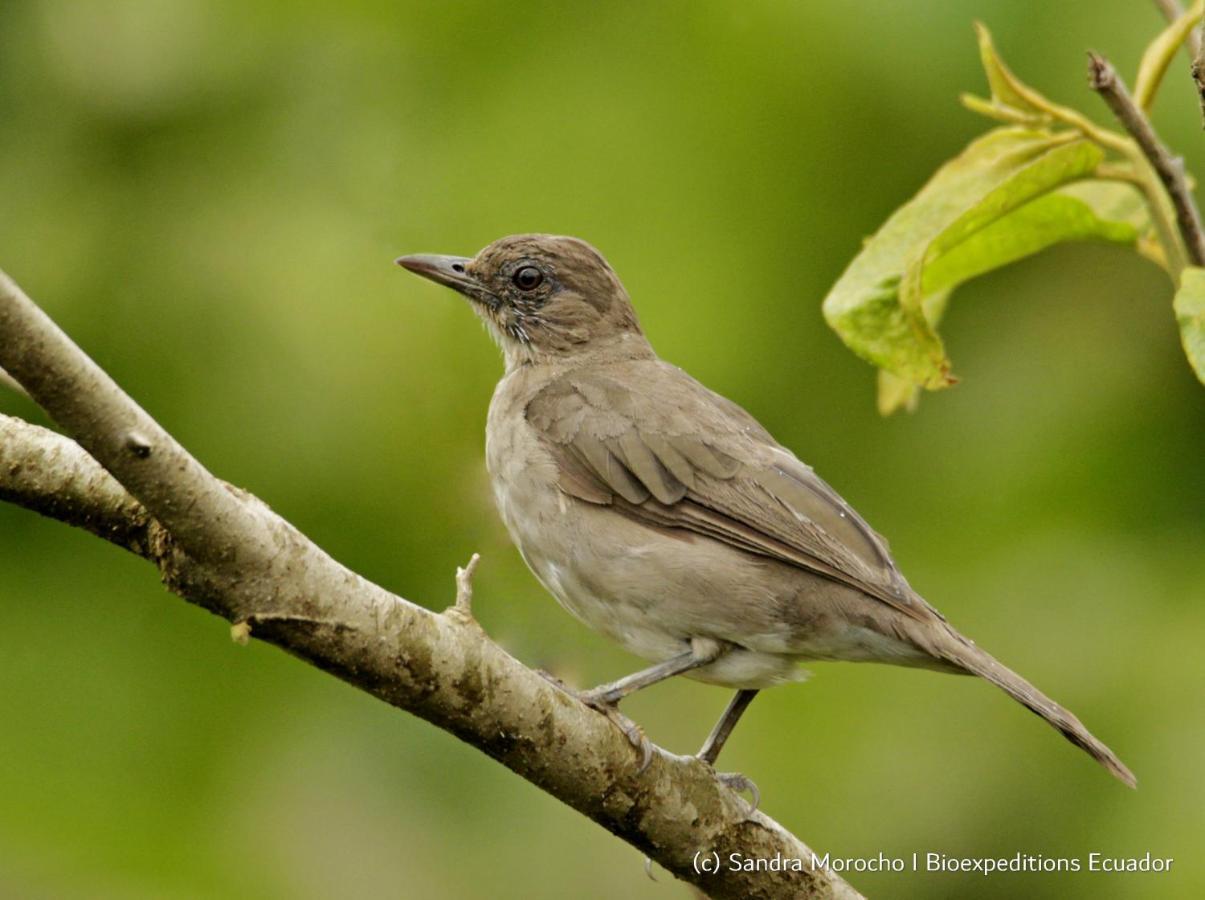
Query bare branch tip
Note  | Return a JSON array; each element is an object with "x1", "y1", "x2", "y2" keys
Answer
[
  {"x1": 448, "y1": 552, "x2": 483, "y2": 624},
  {"x1": 1086, "y1": 51, "x2": 1114, "y2": 89}
]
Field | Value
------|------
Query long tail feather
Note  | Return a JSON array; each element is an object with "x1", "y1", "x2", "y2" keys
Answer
[{"x1": 922, "y1": 626, "x2": 1136, "y2": 787}]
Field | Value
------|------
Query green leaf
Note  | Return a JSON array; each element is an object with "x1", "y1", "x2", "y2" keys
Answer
[
  {"x1": 967, "y1": 25, "x2": 1126, "y2": 155},
  {"x1": 1134, "y1": 0, "x2": 1204, "y2": 111},
  {"x1": 973, "y1": 22, "x2": 1053, "y2": 119},
  {"x1": 921, "y1": 186, "x2": 1140, "y2": 296},
  {"x1": 1173, "y1": 267, "x2": 1205, "y2": 385},
  {"x1": 1060, "y1": 179, "x2": 1163, "y2": 268},
  {"x1": 898, "y1": 139, "x2": 1107, "y2": 315},
  {"x1": 824, "y1": 127, "x2": 1137, "y2": 407},
  {"x1": 871, "y1": 183, "x2": 1144, "y2": 414},
  {"x1": 876, "y1": 367, "x2": 923, "y2": 416}
]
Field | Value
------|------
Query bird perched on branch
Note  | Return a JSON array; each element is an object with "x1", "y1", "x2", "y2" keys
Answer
[{"x1": 397, "y1": 234, "x2": 1135, "y2": 796}]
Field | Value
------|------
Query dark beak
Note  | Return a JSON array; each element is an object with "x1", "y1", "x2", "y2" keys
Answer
[{"x1": 395, "y1": 253, "x2": 479, "y2": 296}]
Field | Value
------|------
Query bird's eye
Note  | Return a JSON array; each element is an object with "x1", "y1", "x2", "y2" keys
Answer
[{"x1": 512, "y1": 266, "x2": 543, "y2": 291}]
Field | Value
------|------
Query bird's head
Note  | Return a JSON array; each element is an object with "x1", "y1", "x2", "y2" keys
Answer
[{"x1": 397, "y1": 234, "x2": 646, "y2": 368}]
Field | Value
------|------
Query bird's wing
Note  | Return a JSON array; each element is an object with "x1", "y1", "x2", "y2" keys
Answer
[{"x1": 526, "y1": 362, "x2": 930, "y2": 619}]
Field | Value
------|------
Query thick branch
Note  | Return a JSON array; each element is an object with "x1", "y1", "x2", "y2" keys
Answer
[
  {"x1": 1088, "y1": 52, "x2": 1205, "y2": 267},
  {"x1": 0, "y1": 273, "x2": 861, "y2": 899}
]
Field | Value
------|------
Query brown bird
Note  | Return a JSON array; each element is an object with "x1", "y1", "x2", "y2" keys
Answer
[{"x1": 396, "y1": 234, "x2": 1135, "y2": 794}]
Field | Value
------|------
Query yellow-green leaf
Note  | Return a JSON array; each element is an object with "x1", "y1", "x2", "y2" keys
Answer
[
  {"x1": 974, "y1": 22, "x2": 1053, "y2": 119},
  {"x1": 1134, "y1": 0, "x2": 1204, "y2": 111},
  {"x1": 872, "y1": 184, "x2": 1143, "y2": 414},
  {"x1": 1173, "y1": 267, "x2": 1205, "y2": 385},
  {"x1": 921, "y1": 186, "x2": 1140, "y2": 296},
  {"x1": 877, "y1": 369, "x2": 922, "y2": 416},
  {"x1": 824, "y1": 128, "x2": 1135, "y2": 404},
  {"x1": 1061, "y1": 179, "x2": 1163, "y2": 268}
]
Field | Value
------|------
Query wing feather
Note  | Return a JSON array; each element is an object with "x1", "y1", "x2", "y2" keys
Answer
[
  {"x1": 526, "y1": 362, "x2": 925, "y2": 618},
  {"x1": 610, "y1": 432, "x2": 687, "y2": 504}
]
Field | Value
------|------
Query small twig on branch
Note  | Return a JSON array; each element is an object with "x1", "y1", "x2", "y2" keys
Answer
[
  {"x1": 1089, "y1": 52, "x2": 1205, "y2": 267},
  {"x1": 0, "y1": 414, "x2": 155, "y2": 555},
  {"x1": 449, "y1": 552, "x2": 482, "y2": 623}
]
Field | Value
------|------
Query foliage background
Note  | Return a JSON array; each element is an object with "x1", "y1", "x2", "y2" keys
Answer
[{"x1": 0, "y1": 1, "x2": 1202, "y2": 897}]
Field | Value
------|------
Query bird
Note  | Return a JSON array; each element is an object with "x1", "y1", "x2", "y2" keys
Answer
[{"x1": 396, "y1": 234, "x2": 1135, "y2": 795}]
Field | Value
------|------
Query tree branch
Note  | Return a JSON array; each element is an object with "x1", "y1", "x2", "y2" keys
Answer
[
  {"x1": 0, "y1": 270, "x2": 861, "y2": 899},
  {"x1": 1088, "y1": 52, "x2": 1205, "y2": 267},
  {"x1": 0, "y1": 270, "x2": 275, "y2": 567},
  {"x1": 0, "y1": 415, "x2": 156, "y2": 555}
]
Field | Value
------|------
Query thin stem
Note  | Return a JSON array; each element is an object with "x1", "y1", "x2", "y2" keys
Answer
[
  {"x1": 1093, "y1": 162, "x2": 1147, "y2": 188},
  {"x1": 1165, "y1": 0, "x2": 1205, "y2": 126},
  {"x1": 1154, "y1": 0, "x2": 1202, "y2": 57},
  {"x1": 1155, "y1": 0, "x2": 1184, "y2": 18},
  {"x1": 1042, "y1": 101, "x2": 1133, "y2": 157},
  {"x1": 1089, "y1": 52, "x2": 1205, "y2": 270},
  {"x1": 1136, "y1": 0, "x2": 1205, "y2": 110}
]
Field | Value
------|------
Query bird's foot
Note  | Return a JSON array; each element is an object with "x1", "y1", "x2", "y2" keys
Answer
[
  {"x1": 578, "y1": 688, "x2": 655, "y2": 773},
  {"x1": 701, "y1": 763, "x2": 760, "y2": 813}
]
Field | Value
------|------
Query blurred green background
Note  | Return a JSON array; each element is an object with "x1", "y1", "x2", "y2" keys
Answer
[{"x1": 1, "y1": 1, "x2": 1202, "y2": 897}]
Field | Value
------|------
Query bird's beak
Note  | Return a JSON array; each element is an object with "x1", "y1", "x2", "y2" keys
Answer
[{"x1": 395, "y1": 253, "x2": 479, "y2": 296}]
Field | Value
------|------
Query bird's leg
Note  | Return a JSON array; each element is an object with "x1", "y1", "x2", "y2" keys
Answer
[
  {"x1": 697, "y1": 688, "x2": 758, "y2": 765},
  {"x1": 697, "y1": 688, "x2": 761, "y2": 811},
  {"x1": 577, "y1": 638, "x2": 726, "y2": 772},
  {"x1": 580, "y1": 649, "x2": 712, "y2": 706}
]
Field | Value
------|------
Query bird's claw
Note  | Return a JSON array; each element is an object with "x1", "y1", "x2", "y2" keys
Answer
[
  {"x1": 714, "y1": 770, "x2": 760, "y2": 813},
  {"x1": 578, "y1": 690, "x2": 655, "y2": 773}
]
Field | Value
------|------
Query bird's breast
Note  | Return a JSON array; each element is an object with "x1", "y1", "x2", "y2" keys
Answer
[{"x1": 485, "y1": 374, "x2": 561, "y2": 535}]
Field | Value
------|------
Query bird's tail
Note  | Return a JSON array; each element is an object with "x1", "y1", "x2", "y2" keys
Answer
[{"x1": 919, "y1": 625, "x2": 1136, "y2": 788}]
